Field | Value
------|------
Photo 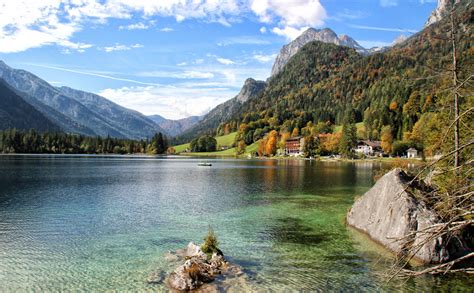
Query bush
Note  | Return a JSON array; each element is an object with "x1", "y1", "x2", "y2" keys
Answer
[{"x1": 201, "y1": 227, "x2": 219, "y2": 255}]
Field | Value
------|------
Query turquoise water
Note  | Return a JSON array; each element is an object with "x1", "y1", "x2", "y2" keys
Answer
[{"x1": 0, "y1": 155, "x2": 471, "y2": 291}]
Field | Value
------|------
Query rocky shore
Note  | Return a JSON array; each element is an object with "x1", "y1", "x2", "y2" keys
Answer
[{"x1": 346, "y1": 168, "x2": 470, "y2": 264}]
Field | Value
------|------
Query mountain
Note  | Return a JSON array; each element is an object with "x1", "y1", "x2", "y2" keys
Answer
[
  {"x1": 0, "y1": 78, "x2": 60, "y2": 132},
  {"x1": 148, "y1": 115, "x2": 202, "y2": 137},
  {"x1": 271, "y1": 28, "x2": 366, "y2": 77},
  {"x1": 59, "y1": 86, "x2": 164, "y2": 139},
  {"x1": 199, "y1": 0, "x2": 472, "y2": 145},
  {"x1": 425, "y1": 0, "x2": 461, "y2": 27},
  {"x1": 0, "y1": 61, "x2": 164, "y2": 139},
  {"x1": 175, "y1": 78, "x2": 266, "y2": 143}
]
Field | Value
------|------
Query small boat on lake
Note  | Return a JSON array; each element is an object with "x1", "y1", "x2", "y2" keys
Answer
[{"x1": 198, "y1": 163, "x2": 212, "y2": 166}]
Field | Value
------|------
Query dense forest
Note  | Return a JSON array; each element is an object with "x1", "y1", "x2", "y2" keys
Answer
[
  {"x1": 193, "y1": 1, "x2": 472, "y2": 158},
  {"x1": 0, "y1": 129, "x2": 170, "y2": 155}
]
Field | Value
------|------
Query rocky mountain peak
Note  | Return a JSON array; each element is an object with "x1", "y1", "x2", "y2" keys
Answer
[
  {"x1": 270, "y1": 28, "x2": 365, "y2": 77},
  {"x1": 425, "y1": 0, "x2": 460, "y2": 27},
  {"x1": 235, "y1": 78, "x2": 266, "y2": 104}
]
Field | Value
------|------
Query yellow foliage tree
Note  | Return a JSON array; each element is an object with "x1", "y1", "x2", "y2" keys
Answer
[
  {"x1": 321, "y1": 133, "x2": 341, "y2": 154},
  {"x1": 291, "y1": 127, "x2": 299, "y2": 137},
  {"x1": 381, "y1": 125, "x2": 393, "y2": 154},
  {"x1": 278, "y1": 131, "x2": 290, "y2": 150}
]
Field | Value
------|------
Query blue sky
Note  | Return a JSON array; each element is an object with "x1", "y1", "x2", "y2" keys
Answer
[{"x1": 0, "y1": 0, "x2": 437, "y2": 119}]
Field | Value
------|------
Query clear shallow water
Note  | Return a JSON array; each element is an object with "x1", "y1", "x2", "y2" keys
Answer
[{"x1": 0, "y1": 155, "x2": 471, "y2": 291}]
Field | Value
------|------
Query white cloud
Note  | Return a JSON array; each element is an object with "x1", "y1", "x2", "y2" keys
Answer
[
  {"x1": 333, "y1": 10, "x2": 367, "y2": 21},
  {"x1": 119, "y1": 22, "x2": 149, "y2": 30},
  {"x1": 0, "y1": 0, "x2": 243, "y2": 53},
  {"x1": 158, "y1": 27, "x2": 174, "y2": 32},
  {"x1": 177, "y1": 62, "x2": 187, "y2": 66},
  {"x1": 25, "y1": 63, "x2": 161, "y2": 86},
  {"x1": 101, "y1": 43, "x2": 143, "y2": 52},
  {"x1": 253, "y1": 53, "x2": 277, "y2": 63},
  {"x1": 260, "y1": 26, "x2": 267, "y2": 33},
  {"x1": 380, "y1": 0, "x2": 398, "y2": 7},
  {"x1": 137, "y1": 70, "x2": 214, "y2": 79},
  {"x1": 216, "y1": 58, "x2": 235, "y2": 65},
  {"x1": 349, "y1": 24, "x2": 417, "y2": 33},
  {"x1": 251, "y1": 0, "x2": 326, "y2": 40},
  {"x1": 0, "y1": 1, "x2": 83, "y2": 53},
  {"x1": 1, "y1": 0, "x2": 330, "y2": 53},
  {"x1": 98, "y1": 85, "x2": 235, "y2": 119},
  {"x1": 272, "y1": 26, "x2": 309, "y2": 40},
  {"x1": 217, "y1": 36, "x2": 271, "y2": 46}
]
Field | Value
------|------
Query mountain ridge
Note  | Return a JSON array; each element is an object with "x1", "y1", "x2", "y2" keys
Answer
[
  {"x1": 0, "y1": 61, "x2": 166, "y2": 139},
  {"x1": 271, "y1": 28, "x2": 366, "y2": 77},
  {"x1": 148, "y1": 114, "x2": 202, "y2": 137},
  {"x1": 0, "y1": 78, "x2": 60, "y2": 133},
  {"x1": 175, "y1": 78, "x2": 266, "y2": 143}
]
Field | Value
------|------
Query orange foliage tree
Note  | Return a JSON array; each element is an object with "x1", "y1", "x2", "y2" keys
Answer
[{"x1": 265, "y1": 130, "x2": 278, "y2": 156}]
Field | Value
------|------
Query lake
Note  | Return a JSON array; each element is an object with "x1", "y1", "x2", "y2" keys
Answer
[{"x1": 0, "y1": 155, "x2": 471, "y2": 291}]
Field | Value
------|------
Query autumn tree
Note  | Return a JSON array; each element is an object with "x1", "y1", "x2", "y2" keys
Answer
[
  {"x1": 380, "y1": 125, "x2": 393, "y2": 154},
  {"x1": 278, "y1": 131, "x2": 290, "y2": 150},
  {"x1": 265, "y1": 130, "x2": 278, "y2": 156},
  {"x1": 291, "y1": 127, "x2": 299, "y2": 137},
  {"x1": 303, "y1": 135, "x2": 319, "y2": 157},
  {"x1": 236, "y1": 140, "x2": 246, "y2": 155}
]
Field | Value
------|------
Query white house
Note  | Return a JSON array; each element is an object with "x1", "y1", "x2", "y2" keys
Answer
[
  {"x1": 407, "y1": 148, "x2": 418, "y2": 158},
  {"x1": 354, "y1": 140, "x2": 382, "y2": 156}
]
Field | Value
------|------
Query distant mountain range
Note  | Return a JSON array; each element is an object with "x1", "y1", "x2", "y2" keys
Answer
[
  {"x1": 148, "y1": 115, "x2": 202, "y2": 137},
  {"x1": 0, "y1": 61, "x2": 172, "y2": 139}
]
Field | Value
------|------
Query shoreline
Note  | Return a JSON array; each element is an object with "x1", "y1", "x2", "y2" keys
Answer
[{"x1": 0, "y1": 152, "x2": 424, "y2": 164}]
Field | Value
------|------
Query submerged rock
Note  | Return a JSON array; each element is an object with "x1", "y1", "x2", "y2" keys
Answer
[
  {"x1": 346, "y1": 168, "x2": 469, "y2": 264},
  {"x1": 146, "y1": 270, "x2": 166, "y2": 284}
]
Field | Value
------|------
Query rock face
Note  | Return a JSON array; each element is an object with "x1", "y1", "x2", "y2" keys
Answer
[
  {"x1": 271, "y1": 28, "x2": 366, "y2": 77},
  {"x1": 235, "y1": 78, "x2": 266, "y2": 104},
  {"x1": 347, "y1": 169, "x2": 469, "y2": 264},
  {"x1": 425, "y1": 0, "x2": 461, "y2": 27}
]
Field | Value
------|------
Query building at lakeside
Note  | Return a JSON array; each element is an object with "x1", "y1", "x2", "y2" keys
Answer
[
  {"x1": 285, "y1": 136, "x2": 304, "y2": 156},
  {"x1": 407, "y1": 148, "x2": 418, "y2": 158},
  {"x1": 354, "y1": 140, "x2": 382, "y2": 156}
]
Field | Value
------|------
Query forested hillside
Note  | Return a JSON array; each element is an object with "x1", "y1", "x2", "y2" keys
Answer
[{"x1": 213, "y1": 0, "x2": 473, "y2": 156}]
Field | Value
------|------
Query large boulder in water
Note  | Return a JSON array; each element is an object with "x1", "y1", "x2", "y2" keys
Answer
[{"x1": 346, "y1": 168, "x2": 469, "y2": 264}]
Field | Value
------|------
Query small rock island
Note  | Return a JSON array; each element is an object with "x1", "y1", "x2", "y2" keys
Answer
[{"x1": 148, "y1": 229, "x2": 244, "y2": 291}]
